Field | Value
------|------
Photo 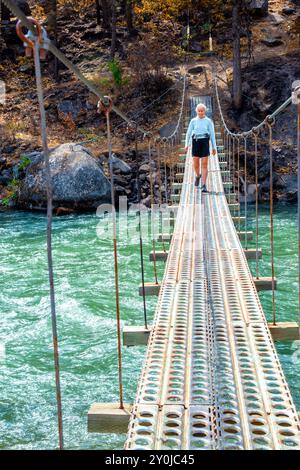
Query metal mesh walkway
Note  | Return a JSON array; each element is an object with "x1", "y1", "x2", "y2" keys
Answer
[{"x1": 124, "y1": 96, "x2": 300, "y2": 450}]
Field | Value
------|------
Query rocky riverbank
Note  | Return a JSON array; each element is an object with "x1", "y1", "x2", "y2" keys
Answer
[{"x1": 0, "y1": 141, "x2": 174, "y2": 213}]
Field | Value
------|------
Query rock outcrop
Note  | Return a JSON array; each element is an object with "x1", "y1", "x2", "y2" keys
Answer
[
  {"x1": 17, "y1": 143, "x2": 111, "y2": 211},
  {"x1": 226, "y1": 51, "x2": 300, "y2": 203},
  {"x1": 249, "y1": 0, "x2": 269, "y2": 17}
]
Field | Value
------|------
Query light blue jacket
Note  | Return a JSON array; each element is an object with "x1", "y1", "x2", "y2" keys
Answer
[{"x1": 185, "y1": 116, "x2": 216, "y2": 149}]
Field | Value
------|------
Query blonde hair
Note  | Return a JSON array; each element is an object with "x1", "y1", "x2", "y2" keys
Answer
[{"x1": 196, "y1": 103, "x2": 207, "y2": 112}]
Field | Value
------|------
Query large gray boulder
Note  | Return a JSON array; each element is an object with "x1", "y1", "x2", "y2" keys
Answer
[{"x1": 17, "y1": 143, "x2": 111, "y2": 211}]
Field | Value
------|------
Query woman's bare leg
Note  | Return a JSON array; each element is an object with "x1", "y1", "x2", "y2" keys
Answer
[
  {"x1": 193, "y1": 156, "x2": 200, "y2": 177},
  {"x1": 201, "y1": 156, "x2": 209, "y2": 185}
]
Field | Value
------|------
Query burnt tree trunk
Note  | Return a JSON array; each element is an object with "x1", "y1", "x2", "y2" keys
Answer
[
  {"x1": 0, "y1": 2, "x2": 11, "y2": 22},
  {"x1": 95, "y1": 0, "x2": 101, "y2": 26},
  {"x1": 110, "y1": 0, "x2": 117, "y2": 59},
  {"x1": 125, "y1": 1, "x2": 135, "y2": 36},
  {"x1": 100, "y1": 0, "x2": 112, "y2": 31},
  {"x1": 45, "y1": 0, "x2": 59, "y2": 81},
  {"x1": 232, "y1": 0, "x2": 242, "y2": 110}
]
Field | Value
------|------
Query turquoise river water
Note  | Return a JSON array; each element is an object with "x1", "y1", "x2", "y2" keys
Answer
[{"x1": 0, "y1": 202, "x2": 299, "y2": 449}]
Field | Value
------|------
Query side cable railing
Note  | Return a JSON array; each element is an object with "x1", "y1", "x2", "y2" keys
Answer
[
  {"x1": 267, "y1": 118, "x2": 276, "y2": 326},
  {"x1": 156, "y1": 73, "x2": 189, "y2": 209},
  {"x1": 98, "y1": 96, "x2": 124, "y2": 411},
  {"x1": 213, "y1": 68, "x2": 300, "y2": 329},
  {"x1": 133, "y1": 123, "x2": 149, "y2": 331},
  {"x1": 244, "y1": 135, "x2": 248, "y2": 250},
  {"x1": 237, "y1": 136, "x2": 241, "y2": 231},
  {"x1": 2, "y1": 0, "x2": 188, "y2": 449},
  {"x1": 253, "y1": 129, "x2": 259, "y2": 279},
  {"x1": 147, "y1": 135, "x2": 159, "y2": 286}
]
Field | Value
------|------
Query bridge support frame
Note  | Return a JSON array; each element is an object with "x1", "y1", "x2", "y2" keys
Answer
[
  {"x1": 123, "y1": 326, "x2": 151, "y2": 346},
  {"x1": 88, "y1": 403, "x2": 132, "y2": 433},
  {"x1": 149, "y1": 248, "x2": 263, "y2": 262},
  {"x1": 244, "y1": 249, "x2": 262, "y2": 260},
  {"x1": 268, "y1": 322, "x2": 300, "y2": 342},
  {"x1": 122, "y1": 322, "x2": 299, "y2": 347},
  {"x1": 139, "y1": 282, "x2": 161, "y2": 296},
  {"x1": 254, "y1": 276, "x2": 277, "y2": 291}
]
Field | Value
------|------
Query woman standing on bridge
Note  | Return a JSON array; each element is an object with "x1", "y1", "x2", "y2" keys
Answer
[{"x1": 184, "y1": 103, "x2": 217, "y2": 192}]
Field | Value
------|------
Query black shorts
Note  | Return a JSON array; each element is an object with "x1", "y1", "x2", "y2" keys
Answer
[{"x1": 192, "y1": 137, "x2": 210, "y2": 158}]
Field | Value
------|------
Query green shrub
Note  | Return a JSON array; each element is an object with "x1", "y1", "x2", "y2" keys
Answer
[
  {"x1": 18, "y1": 155, "x2": 32, "y2": 171},
  {"x1": 1, "y1": 191, "x2": 17, "y2": 207},
  {"x1": 8, "y1": 178, "x2": 20, "y2": 190},
  {"x1": 107, "y1": 59, "x2": 123, "y2": 87}
]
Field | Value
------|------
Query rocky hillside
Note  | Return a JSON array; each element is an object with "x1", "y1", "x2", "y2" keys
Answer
[
  {"x1": 0, "y1": 0, "x2": 299, "y2": 211},
  {"x1": 0, "y1": 1, "x2": 187, "y2": 211}
]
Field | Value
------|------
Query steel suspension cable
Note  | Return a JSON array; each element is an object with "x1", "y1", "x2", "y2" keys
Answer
[
  {"x1": 133, "y1": 126, "x2": 148, "y2": 329},
  {"x1": 99, "y1": 96, "x2": 124, "y2": 409},
  {"x1": 226, "y1": 133, "x2": 230, "y2": 186},
  {"x1": 223, "y1": 131, "x2": 227, "y2": 176},
  {"x1": 163, "y1": 140, "x2": 169, "y2": 205},
  {"x1": 155, "y1": 142, "x2": 167, "y2": 254},
  {"x1": 151, "y1": 72, "x2": 187, "y2": 219},
  {"x1": 223, "y1": 129, "x2": 226, "y2": 162},
  {"x1": 244, "y1": 136, "x2": 248, "y2": 249},
  {"x1": 228, "y1": 134, "x2": 232, "y2": 189},
  {"x1": 254, "y1": 130, "x2": 260, "y2": 279},
  {"x1": 32, "y1": 39, "x2": 64, "y2": 450},
  {"x1": 147, "y1": 137, "x2": 159, "y2": 286},
  {"x1": 220, "y1": 124, "x2": 224, "y2": 158},
  {"x1": 267, "y1": 119, "x2": 276, "y2": 325},
  {"x1": 169, "y1": 140, "x2": 175, "y2": 204},
  {"x1": 237, "y1": 137, "x2": 241, "y2": 232},
  {"x1": 225, "y1": 131, "x2": 228, "y2": 167},
  {"x1": 232, "y1": 136, "x2": 236, "y2": 200},
  {"x1": 156, "y1": 142, "x2": 163, "y2": 211}
]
